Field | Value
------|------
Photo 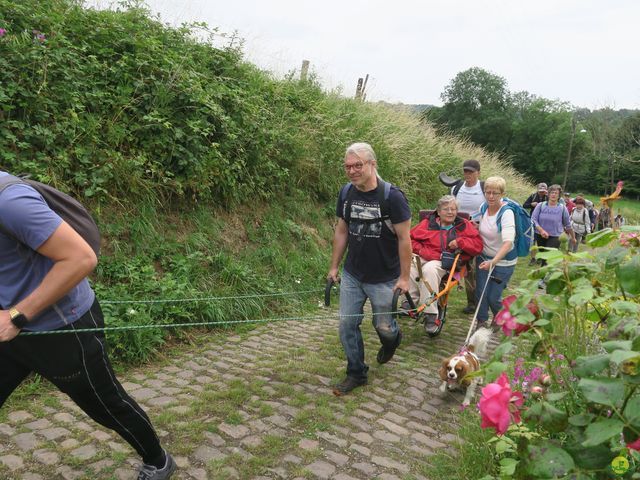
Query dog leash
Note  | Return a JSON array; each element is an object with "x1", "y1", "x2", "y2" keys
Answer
[{"x1": 464, "y1": 262, "x2": 494, "y2": 344}]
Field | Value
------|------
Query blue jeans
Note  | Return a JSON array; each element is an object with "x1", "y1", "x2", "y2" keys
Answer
[
  {"x1": 475, "y1": 262, "x2": 515, "y2": 323},
  {"x1": 339, "y1": 270, "x2": 400, "y2": 380}
]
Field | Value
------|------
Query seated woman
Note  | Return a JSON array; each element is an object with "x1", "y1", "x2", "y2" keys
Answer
[{"x1": 408, "y1": 195, "x2": 483, "y2": 333}]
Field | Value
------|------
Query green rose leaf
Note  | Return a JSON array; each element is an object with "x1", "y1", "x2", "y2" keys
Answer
[
  {"x1": 524, "y1": 401, "x2": 568, "y2": 433},
  {"x1": 499, "y1": 457, "x2": 518, "y2": 476},
  {"x1": 586, "y1": 228, "x2": 616, "y2": 247},
  {"x1": 610, "y1": 300, "x2": 640, "y2": 314},
  {"x1": 533, "y1": 319, "x2": 550, "y2": 327},
  {"x1": 582, "y1": 418, "x2": 624, "y2": 447},
  {"x1": 569, "y1": 286, "x2": 594, "y2": 306},
  {"x1": 605, "y1": 246, "x2": 629, "y2": 270},
  {"x1": 602, "y1": 340, "x2": 632, "y2": 352},
  {"x1": 573, "y1": 354, "x2": 611, "y2": 377},
  {"x1": 625, "y1": 397, "x2": 640, "y2": 426},
  {"x1": 525, "y1": 441, "x2": 575, "y2": 477},
  {"x1": 617, "y1": 256, "x2": 640, "y2": 294},
  {"x1": 568, "y1": 413, "x2": 595, "y2": 427},
  {"x1": 578, "y1": 377, "x2": 625, "y2": 407},
  {"x1": 536, "y1": 249, "x2": 565, "y2": 263},
  {"x1": 546, "y1": 392, "x2": 568, "y2": 402},
  {"x1": 610, "y1": 350, "x2": 640, "y2": 365},
  {"x1": 491, "y1": 341, "x2": 513, "y2": 362},
  {"x1": 484, "y1": 361, "x2": 507, "y2": 383},
  {"x1": 546, "y1": 277, "x2": 567, "y2": 295}
]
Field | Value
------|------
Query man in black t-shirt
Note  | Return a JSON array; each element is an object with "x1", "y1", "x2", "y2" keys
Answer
[{"x1": 328, "y1": 143, "x2": 412, "y2": 396}]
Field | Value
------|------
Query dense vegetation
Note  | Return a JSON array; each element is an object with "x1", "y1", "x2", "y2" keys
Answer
[
  {"x1": 424, "y1": 67, "x2": 640, "y2": 198},
  {"x1": 0, "y1": 0, "x2": 532, "y2": 363}
]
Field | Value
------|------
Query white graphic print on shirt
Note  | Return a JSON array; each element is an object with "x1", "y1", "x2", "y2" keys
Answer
[{"x1": 349, "y1": 201, "x2": 382, "y2": 238}]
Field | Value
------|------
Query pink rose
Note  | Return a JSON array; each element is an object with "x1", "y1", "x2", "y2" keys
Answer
[
  {"x1": 479, "y1": 372, "x2": 524, "y2": 435},
  {"x1": 628, "y1": 438, "x2": 640, "y2": 451},
  {"x1": 494, "y1": 295, "x2": 536, "y2": 336}
]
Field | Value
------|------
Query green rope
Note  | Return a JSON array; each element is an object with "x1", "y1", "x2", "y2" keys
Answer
[
  {"x1": 100, "y1": 288, "x2": 325, "y2": 305},
  {"x1": 19, "y1": 309, "x2": 409, "y2": 336}
]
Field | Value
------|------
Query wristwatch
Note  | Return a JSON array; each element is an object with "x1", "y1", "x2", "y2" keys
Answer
[{"x1": 9, "y1": 307, "x2": 29, "y2": 329}]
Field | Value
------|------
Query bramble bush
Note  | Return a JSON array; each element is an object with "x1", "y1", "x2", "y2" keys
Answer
[{"x1": 477, "y1": 226, "x2": 640, "y2": 479}]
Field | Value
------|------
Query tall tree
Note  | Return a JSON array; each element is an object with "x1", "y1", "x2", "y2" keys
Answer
[{"x1": 438, "y1": 67, "x2": 512, "y2": 151}]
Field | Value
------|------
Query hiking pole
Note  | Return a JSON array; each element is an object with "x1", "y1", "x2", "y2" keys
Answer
[{"x1": 464, "y1": 262, "x2": 495, "y2": 344}]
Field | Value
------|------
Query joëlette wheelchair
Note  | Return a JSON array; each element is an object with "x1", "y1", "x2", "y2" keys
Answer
[{"x1": 392, "y1": 209, "x2": 471, "y2": 338}]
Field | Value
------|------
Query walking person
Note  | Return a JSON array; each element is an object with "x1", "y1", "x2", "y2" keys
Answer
[
  {"x1": 569, "y1": 196, "x2": 591, "y2": 252},
  {"x1": 475, "y1": 177, "x2": 518, "y2": 329},
  {"x1": 531, "y1": 184, "x2": 576, "y2": 275},
  {"x1": 407, "y1": 195, "x2": 483, "y2": 334},
  {"x1": 523, "y1": 183, "x2": 548, "y2": 266},
  {"x1": 451, "y1": 159, "x2": 485, "y2": 315},
  {"x1": 328, "y1": 143, "x2": 411, "y2": 396},
  {"x1": 0, "y1": 171, "x2": 176, "y2": 479}
]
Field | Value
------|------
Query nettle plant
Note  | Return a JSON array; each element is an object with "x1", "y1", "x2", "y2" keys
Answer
[{"x1": 478, "y1": 227, "x2": 640, "y2": 479}]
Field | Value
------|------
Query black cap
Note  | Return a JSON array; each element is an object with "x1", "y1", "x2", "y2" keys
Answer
[{"x1": 463, "y1": 159, "x2": 481, "y2": 172}]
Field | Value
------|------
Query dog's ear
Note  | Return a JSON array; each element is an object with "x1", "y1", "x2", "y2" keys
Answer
[
  {"x1": 467, "y1": 344, "x2": 475, "y2": 353},
  {"x1": 438, "y1": 359, "x2": 449, "y2": 381},
  {"x1": 459, "y1": 362, "x2": 471, "y2": 387}
]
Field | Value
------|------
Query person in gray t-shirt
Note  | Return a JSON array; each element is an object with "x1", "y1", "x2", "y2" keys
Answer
[
  {"x1": 451, "y1": 159, "x2": 484, "y2": 314},
  {"x1": 0, "y1": 172, "x2": 176, "y2": 479}
]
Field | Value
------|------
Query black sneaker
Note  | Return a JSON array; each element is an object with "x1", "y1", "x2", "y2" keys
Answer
[
  {"x1": 423, "y1": 313, "x2": 439, "y2": 334},
  {"x1": 376, "y1": 330, "x2": 402, "y2": 364},
  {"x1": 332, "y1": 376, "x2": 367, "y2": 396},
  {"x1": 137, "y1": 451, "x2": 176, "y2": 480},
  {"x1": 528, "y1": 258, "x2": 537, "y2": 266},
  {"x1": 398, "y1": 300, "x2": 412, "y2": 316},
  {"x1": 462, "y1": 305, "x2": 475, "y2": 315}
]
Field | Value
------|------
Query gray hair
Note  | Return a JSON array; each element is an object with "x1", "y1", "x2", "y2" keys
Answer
[
  {"x1": 437, "y1": 195, "x2": 459, "y2": 211},
  {"x1": 345, "y1": 142, "x2": 377, "y2": 163}
]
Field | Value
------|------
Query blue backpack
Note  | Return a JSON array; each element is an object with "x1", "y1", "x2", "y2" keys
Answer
[{"x1": 480, "y1": 197, "x2": 534, "y2": 260}]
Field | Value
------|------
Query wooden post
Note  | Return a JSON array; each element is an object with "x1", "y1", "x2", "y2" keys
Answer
[
  {"x1": 300, "y1": 60, "x2": 309, "y2": 81},
  {"x1": 355, "y1": 78, "x2": 363, "y2": 99},
  {"x1": 361, "y1": 74, "x2": 369, "y2": 101}
]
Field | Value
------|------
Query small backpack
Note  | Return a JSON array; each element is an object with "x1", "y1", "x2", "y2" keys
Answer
[
  {"x1": 0, "y1": 174, "x2": 101, "y2": 255},
  {"x1": 480, "y1": 197, "x2": 534, "y2": 259}
]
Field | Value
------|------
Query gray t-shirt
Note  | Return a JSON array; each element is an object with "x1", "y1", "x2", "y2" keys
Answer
[{"x1": 0, "y1": 172, "x2": 95, "y2": 331}]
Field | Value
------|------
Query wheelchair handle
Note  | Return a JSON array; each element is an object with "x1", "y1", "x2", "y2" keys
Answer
[
  {"x1": 324, "y1": 278, "x2": 335, "y2": 307},
  {"x1": 392, "y1": 288, "x2": 416, "y2": 318}
]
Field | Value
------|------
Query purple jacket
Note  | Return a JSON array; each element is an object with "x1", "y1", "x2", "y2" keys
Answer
[{"x1": 531, "y1": 201, "x2": 572, "y2": 237}]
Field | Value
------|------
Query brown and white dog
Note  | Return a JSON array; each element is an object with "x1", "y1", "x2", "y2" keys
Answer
[{"x1": 439, "y1": 327, "x2": 492, "y2": 406}]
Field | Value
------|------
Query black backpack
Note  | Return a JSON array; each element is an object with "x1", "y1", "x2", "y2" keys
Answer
[{"x1": 0, "y1": 174, "x2": 101, "y2": 255}]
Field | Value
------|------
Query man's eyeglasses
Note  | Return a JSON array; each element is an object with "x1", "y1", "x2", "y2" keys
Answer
[{"x1": 344, "y1": 161, "x2": 368, "y2": 172}]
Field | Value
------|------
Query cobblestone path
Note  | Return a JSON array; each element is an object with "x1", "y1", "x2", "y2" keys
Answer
[{"x1": 0, "y1": 307, "x2": 497, "y2": 479}]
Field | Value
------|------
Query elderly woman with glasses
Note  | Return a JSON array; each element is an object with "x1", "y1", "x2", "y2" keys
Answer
[
  {"x1": 407, "y1": 195, "x2": 483, "y2": 334},
  {"x1": 475, "y1": 176, "x2": 518, "y2": 329}
]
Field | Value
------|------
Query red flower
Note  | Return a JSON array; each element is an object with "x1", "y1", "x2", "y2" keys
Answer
[
  {"x1": 494, "y1": 295, "x2": 536, "y2": 336},
  {"x1": 479, "y1": 372, "x2": 524, "y2": 435},
  {"x1": 628, "y1": 438, "x2": 640, "y2": 451}
]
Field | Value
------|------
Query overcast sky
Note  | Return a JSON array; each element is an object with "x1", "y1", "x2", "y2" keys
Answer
[{"x1": 89, "y1": 0, "x2": 640, "y2": 110}]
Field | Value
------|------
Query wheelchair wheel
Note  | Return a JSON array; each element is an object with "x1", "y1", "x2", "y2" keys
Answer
[{"x1": 424, "y1": 304, "x2": 446, "y2": 337}]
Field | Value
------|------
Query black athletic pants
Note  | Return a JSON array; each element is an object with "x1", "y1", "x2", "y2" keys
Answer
[
  {"x1": 536, "y1": 235, "x2": 561, "y2": 266},
  {"x1": 0, "y1": 299, "x2": 163, "y2": 464}
]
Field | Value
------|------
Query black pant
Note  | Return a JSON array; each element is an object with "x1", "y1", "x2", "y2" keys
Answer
[
  {"x1": 0, "y1": 299, "x2": 163, "y2": 463},
  {"x1": 536, "y1": 235, "x2": 561, "y2": 266}
]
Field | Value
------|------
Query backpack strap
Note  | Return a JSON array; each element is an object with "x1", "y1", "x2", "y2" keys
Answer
[
  {"x1": 0, "y1": 175, "x2": 27, "y2": 241},
  {"x1": 452, "y1": 180, "x2": 464, "y2": 197}
]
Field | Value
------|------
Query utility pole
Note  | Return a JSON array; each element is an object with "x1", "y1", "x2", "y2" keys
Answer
[{"x1": 562, "y1": 115, "x2": 576, "y2": 192}]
